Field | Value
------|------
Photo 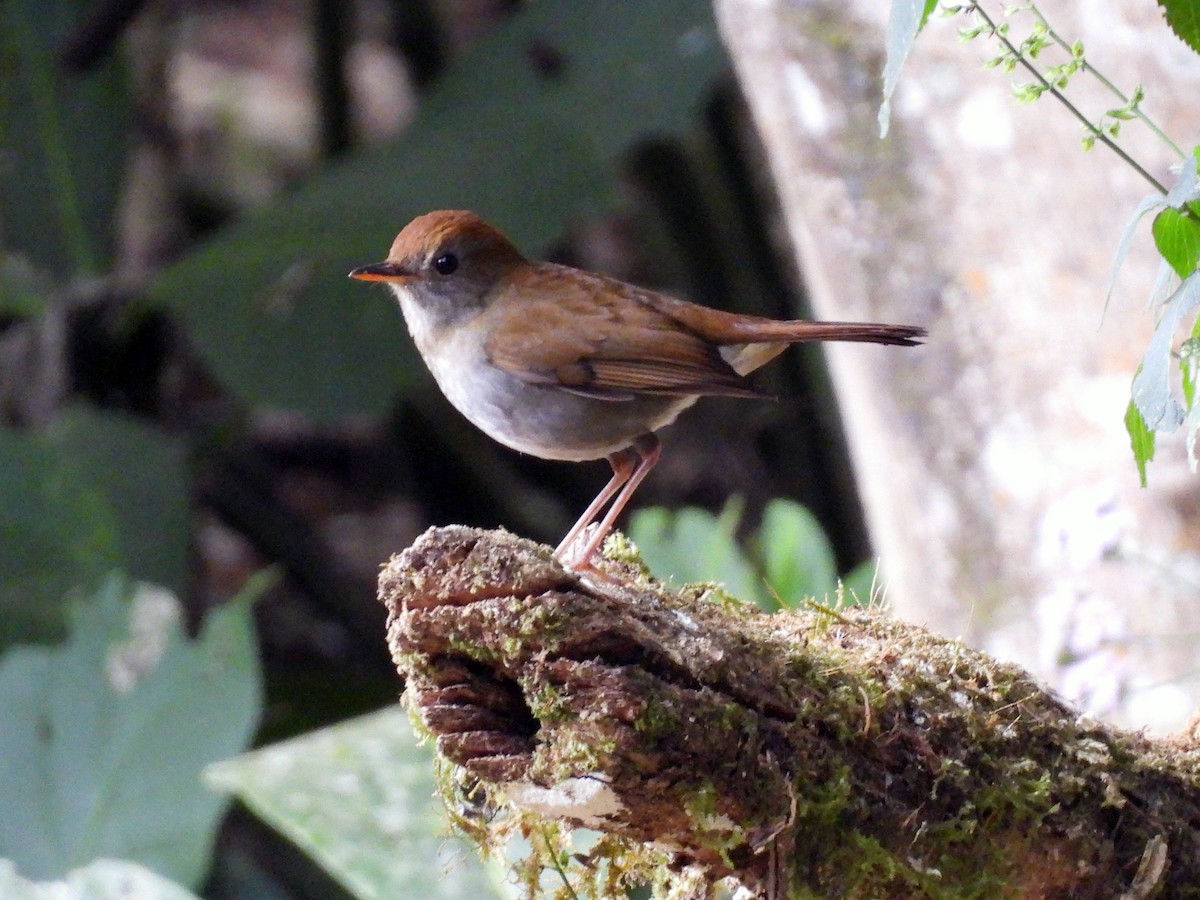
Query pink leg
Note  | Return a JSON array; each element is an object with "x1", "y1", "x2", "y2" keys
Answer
[
  {"x1": 556, "y1": 434, "x2": 661, "y2": 569},
  {"x1": 554, "y1": 447, "x2": 637, "y2": 559}
]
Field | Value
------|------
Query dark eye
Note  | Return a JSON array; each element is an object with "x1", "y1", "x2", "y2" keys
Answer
[{"x1": 433, "y1": 253, "x2": 458, "y2": 276}]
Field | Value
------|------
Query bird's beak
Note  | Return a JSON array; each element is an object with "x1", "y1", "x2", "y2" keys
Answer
[{"x1": 348, "y1": 261, "x2": 414, "y2": 282}]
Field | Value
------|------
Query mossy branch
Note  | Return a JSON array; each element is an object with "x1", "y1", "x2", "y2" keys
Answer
[{"x1": 379, "y1": 526, "x2": 1200, "y2": 898}]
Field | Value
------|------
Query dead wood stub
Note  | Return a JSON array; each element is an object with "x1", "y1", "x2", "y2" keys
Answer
[{"x1": 379, "y1": 526, "x2": 1200, "y2": 897}]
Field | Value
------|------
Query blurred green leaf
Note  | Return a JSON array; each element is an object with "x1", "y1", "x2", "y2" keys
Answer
[
  {"x1": 206, "y1": 707, "x2": 504, "y2": 900},
  {"x1": 0, "y1": 424, "x2": 122, "y2": 647},
  {"x1": 840, "y1": 560, "x2": 878, "y2": 608},
  {"x1": 756, "y1": 499, "x2": 838, "y2": 609},
  {"x1": 0, "y1": 256, "x2": 51, "y2": 318},
  {"x1": 0, "y1": 0, "x2": 128, "y2": 273},
  {"x1": 629, "y1": 500, "x2": 877, "y2": 612},
  {"x1": 0, "y1": 408, "x2": 190, "y2": 649},
  {"x1": 628, "y1": 503, "x2": 762, "y2": 605},
  {"x1": 49, "y1": 407, "x2": 191, "y2": 594},
  {"x1": 0, "y1": 858, "x2": 200, "y2": 900},
  {"x1": 0, "y1": 574, "x2": 262, "y2": 886},
  {"x1": 148, "y1": 0, "x2": 727, "y2": 418},
  {"x1": 1152, "y1": 207, "x2": 1200, "y2": 279}
]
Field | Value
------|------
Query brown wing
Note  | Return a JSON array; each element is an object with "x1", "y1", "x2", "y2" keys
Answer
[{"x1": 483, "y1": 263, "x2": 763, "y2": 399}]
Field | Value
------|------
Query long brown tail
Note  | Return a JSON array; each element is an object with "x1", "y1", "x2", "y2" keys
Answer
[
  {"x1": 719, "y1": 320, "x2": 925, "y2": 377},
  {"x1": 740, "y1": 320, "x2": 927, "y2": 346},
  {"x1": 642, "y1": 290, "x2": 926, "y2": 347}
]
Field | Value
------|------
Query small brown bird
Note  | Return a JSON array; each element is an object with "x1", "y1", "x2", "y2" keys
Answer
[{"x1": 351, "y1": 210, "x2": 924, "y2": 570}]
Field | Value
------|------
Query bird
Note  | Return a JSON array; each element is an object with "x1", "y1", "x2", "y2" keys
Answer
[{"x1": 350, "y1": 210, "x2": 925, "y2": 570}]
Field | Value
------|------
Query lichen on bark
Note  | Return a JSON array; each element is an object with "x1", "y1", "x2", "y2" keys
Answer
[{"x1": 379, "y1": 526, "x2": 1200, "y2": 898}]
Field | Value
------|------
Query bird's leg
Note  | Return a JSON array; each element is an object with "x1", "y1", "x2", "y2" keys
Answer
[
  {"x1": 554, "y1": 446, "x2": 638, "y2": 560},
  {"x1": 557, "y1": 433, "x2": 661, "y2": 569}
]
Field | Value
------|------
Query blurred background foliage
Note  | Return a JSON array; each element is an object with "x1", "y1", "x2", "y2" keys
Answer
[{"x1": 1, "y1": 0, "x2": 888, "y2": 895}]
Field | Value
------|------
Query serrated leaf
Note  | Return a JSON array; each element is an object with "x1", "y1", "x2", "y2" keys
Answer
[
  {"x1": 1125, "y1": 396, "x2": 1156, "y2": 488},
  {"x1": 757, "y1": 499, "x2": 838, "y2": 608},
  {"x1": 148, "y1": 0, "x2": 727, "y2": 419},
  {"x1": 0, "y1": 575, "x2": 262, "y2": 886},
  {"x1": 0, "y1": 858, "x2": 200, "y2": 900},
  {"x1": 1159, "y1": 0, "x2": 1200, "y2": 54},
  {"x1": 1152, "y1": 207, "x2": 1200, "y2": 278},
  {"x1": 1114, "y1": 155, "x2": 1200, "y2": 315},
  {"x1": 206, "y1": 708, "x2": 503, "y2": 900}
]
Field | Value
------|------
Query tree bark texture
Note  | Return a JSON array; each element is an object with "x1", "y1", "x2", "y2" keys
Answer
[
  {"x1": 713, "y1": 0, "x2": 1200, "y2": 734},
  {"x1": 380, "y1": 527, "x2": 1200, "y2": 898}
]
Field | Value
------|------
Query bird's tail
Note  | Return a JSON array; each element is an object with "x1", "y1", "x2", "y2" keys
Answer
[{"x1": 734, "y1": 320, "x2": 926, "y2": 346}]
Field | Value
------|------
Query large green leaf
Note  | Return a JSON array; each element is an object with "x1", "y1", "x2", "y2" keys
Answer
[
  {"x1": 0, "y1": 0, "x2": 128, "y2": 273},
  {"x1": 206, "y1": 707, "x2": 504, "y2": 899},
  {"x1": 0, "y1": 575, "x2": 262, "y2": 886},
  {"x1": 148, "y1": 0, "x2": 728, "y2": 418},
  {"x1": 0, "y1": 408, "x2": 190, "y2": 648}
]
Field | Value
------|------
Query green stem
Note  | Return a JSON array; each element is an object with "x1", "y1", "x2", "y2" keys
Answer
[
  {"x1": 1026, "y1": 1, "x2": 1187, "y2": 160},
  {"x1": 968, "y1": 2, "x2": 1168, "y2": 195},
  {"x1": 542, "y1": 828, "x2": 581, "y2": 900}
]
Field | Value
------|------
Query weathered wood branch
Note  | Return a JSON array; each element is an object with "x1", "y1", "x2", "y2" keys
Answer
[{"x1": 379, "y1": 527, "x2": 1200, "y2": 898}]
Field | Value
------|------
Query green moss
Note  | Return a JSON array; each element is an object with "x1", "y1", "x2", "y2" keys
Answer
[
  {"x1": 483, "y1": 812, "x2": 671, "y2": 900},
  {"x1": 533, "y1": 721, "x2": 618, "y2": 778},
  {"x1": 682, "y1": 781, "x2": 746, "y2": 865},
  {"x1": 695, "y1": 584, "x2": 749, "y2": 612},
  {"x1": 508, "y1": 598, "x2": 572, "y2": 656},
  {"x1": 444, "y1": 632, "x2": 499, "y2": 663},
  {"x1": 633, "y1": 695, "x2": 680, "y2": 737},
  {"x1": 525, "y1": 679, "x2": 571, "y2": 723},
  {"x1": 431, "y1": 757, "x2": 501, "y2": 853},
  {"x1": 600, "y1": 531, "x2": 653, "y2": 577}
]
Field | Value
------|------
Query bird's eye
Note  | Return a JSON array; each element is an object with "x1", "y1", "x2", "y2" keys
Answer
[{"x1": 433, "y1": 253, "x2": 459, "y2": 276}]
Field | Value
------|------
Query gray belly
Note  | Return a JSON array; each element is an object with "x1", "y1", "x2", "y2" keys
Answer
[
  {"x1": 407, "y1": 300, "x2": 698, "y2": 461},
  {"x1": 434, "y1": 358, "x2": 696, "y2": 461}
]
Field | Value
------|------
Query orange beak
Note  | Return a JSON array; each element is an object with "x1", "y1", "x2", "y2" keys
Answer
[{"x1": 348, "y1": 261, "x2": 414, "y2": 282}]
